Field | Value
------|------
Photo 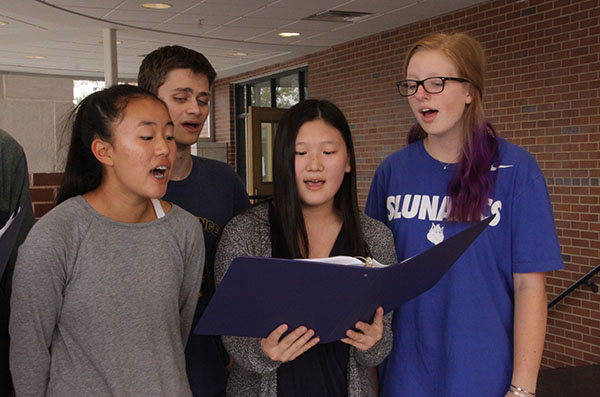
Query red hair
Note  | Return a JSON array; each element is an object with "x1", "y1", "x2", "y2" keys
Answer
[{"x1": 405, "y1": 32, "x2": 499, "y2": 222}]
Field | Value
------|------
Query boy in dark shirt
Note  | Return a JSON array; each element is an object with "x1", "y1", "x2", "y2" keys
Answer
[{"x1": 138, "y1": 46, "x2": 250, "y2": 397}]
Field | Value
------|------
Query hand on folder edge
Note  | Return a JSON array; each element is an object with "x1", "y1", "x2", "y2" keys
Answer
[
  {"x1": 340, "y1": 306, "x2": 384, "y2": 351},
  {"x1": 260, "y1": 324, "x2": 319, "y2": 362},
  {"x1": 261, "y1": 306, "x2": 384, "y2": 362}
]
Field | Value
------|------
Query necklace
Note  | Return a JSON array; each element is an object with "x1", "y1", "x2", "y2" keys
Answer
[
  {"x1": 434, "y1": 158, "x2": 452, "y2": 170},
  {"x1": 423, "y1": 139, "x2": 456, "y2": 170}
]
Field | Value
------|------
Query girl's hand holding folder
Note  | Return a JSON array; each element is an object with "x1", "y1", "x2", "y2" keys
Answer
[
  {"x1": 260, "y1": 324, "x2": 320, "y2": 363},
  {"x1": 341, "y1": 306, "x2": 384, "y2": 351}
]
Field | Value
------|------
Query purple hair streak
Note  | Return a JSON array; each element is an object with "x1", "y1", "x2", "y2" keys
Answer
[{"x1": 408, "y1": 120, "x2": 499, "y2": 223}]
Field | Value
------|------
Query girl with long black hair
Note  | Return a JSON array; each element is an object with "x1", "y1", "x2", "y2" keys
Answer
[
  {"x1": 10, "y1": 85, "x2": 204, "y2": 396},
  {"x1": 214, "y1": 99, "x2": 396, "y2": 396}
]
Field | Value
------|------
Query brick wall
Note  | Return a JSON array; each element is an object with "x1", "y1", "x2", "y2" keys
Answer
[
  {"x1": 29, "y1": 173, "x2": 63, "y2": 219},
  {"x1": 212, "y1": 81, "x2": 237, "y2": 166},
  {"x1": 213, "y1": 0, "x2": 600, "y2": 368}
]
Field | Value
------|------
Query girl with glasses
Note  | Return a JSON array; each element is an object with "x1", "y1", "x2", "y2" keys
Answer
[
  {"x1": 10, "y1": 85, "x2": 204, "y2": 396},
  {"x1": 214, "y1": 99, "x2": 397, "y2": 396},
  {"x1": 366, "y1": 32, "x2": 563, "y2": 396}
]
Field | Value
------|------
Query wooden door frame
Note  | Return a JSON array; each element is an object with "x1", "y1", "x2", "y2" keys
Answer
[{"x1": 247, "y1": 106, "x2": 288, "y2": 197}]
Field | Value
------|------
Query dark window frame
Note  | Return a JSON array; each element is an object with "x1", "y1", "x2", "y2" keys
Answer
[{"x1": 233, "y1": 67, "x2": 307, "y2": 181}]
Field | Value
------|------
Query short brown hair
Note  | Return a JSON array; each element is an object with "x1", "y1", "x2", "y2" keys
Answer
[{"x1": 137, "y1": 45, "x2": 216, "y2": 94}]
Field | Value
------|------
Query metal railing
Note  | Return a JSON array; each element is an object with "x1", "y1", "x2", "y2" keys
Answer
[{"x1": 548, "y1": 263, "x2": 600, "y2": 309}]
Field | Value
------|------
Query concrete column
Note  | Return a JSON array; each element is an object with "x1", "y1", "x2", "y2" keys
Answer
[{"x1": 103, "y1": 28, "x2": 118, "y2": 87}]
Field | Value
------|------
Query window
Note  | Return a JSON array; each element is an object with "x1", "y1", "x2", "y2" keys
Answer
[
  {"x1": 73, "y1": 80, "x2": 138, "y2": 105},
  {"x1": 275, "y1": 73, "x2": 300, "y2": 108},
  {"x1": 73, "y1": 80, "x2": 105, "y2": 105},
  {"x1": 251, "y1": 80, "x2": 272, "y2": 107},
  {"x1": 234, "y1": 67, "x2": 307, "y2": 183}
]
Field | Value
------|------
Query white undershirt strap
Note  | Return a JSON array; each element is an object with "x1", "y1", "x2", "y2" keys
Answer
[{"x1": 151, "y1": 198, "x2": 166, "y2": 219}]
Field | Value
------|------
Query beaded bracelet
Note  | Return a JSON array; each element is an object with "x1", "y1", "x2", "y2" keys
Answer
[{"x1": 510, "y1": 384, "x2": 536, "y2": 396}]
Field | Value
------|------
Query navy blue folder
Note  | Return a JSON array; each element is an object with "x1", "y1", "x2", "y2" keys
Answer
[{"x1": 195, "y1": 216, "x2": 493, "y2": 343}]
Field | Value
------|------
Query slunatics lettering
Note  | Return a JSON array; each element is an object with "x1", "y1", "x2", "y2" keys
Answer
[{"x1": 386, "y1": 194, "x2": 501, "y2": 226}]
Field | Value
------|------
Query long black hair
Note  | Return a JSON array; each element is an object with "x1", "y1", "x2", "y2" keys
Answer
[
  {"x1": 56, "y1": 85, "x2": 161, "y2": 204},
  {"x1": 271, "y1": 99, "x2": 366, "y2": 258}
]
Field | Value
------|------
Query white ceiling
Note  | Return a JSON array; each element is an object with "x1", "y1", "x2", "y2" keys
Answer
[{"x1": 0, "y1": 0, "x2": 485, "y2": 80}]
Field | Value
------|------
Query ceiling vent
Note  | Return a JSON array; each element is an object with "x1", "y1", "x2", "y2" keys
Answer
[{"x1": 302, "y1": 10, "x2": 373, "y2": 23}]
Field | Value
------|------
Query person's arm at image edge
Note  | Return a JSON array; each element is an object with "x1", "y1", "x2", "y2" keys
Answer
[{"x1": 506, "y1": 271, "x2": 547, "y2": 396}]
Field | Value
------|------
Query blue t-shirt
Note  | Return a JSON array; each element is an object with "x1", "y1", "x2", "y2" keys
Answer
[
  {"x1": 163, "y1": 155, "x2": 250, "y2": 397},
  {"x1": 365, "y1": 138, "x2": 563, "y2": 396}
]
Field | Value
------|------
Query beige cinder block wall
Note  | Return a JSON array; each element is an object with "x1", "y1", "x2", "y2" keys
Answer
[{"x1": 0, "y1": 73, "x2": 73, "y2": 173}]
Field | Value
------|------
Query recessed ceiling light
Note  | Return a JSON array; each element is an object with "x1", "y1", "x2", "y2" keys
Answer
[
  {"x1": 142, "y1": 3, "x2": 172, "y2": 9},
  {"x1": 279, "y1": 32, "x2": 300, "y2": 38},
  {"x1": 0, "y1": 21, "x2": 8, "y2": 26},
  {"x1": 25, "y1": 55, "x2": 46, "y2": 59},
  {"x1": 98, "y1": 40, "x2": 123, "y2": 45},
  {"x1": 228, "y1": 52, "x2": 248, "y2": 57}
]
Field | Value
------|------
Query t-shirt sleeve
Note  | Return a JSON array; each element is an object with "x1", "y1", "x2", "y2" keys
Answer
[
  {"x1": 231, "y1": 173, "x2": 251, "y2": 216},
  {"x1": 365, "y1": 164, "x2": 389, "y2": 224},
  {"x1": 510, "y1": 160, "x2": 563, "y2": 273}
]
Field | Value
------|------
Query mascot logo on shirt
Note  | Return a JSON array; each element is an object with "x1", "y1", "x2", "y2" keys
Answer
[{"x1": 427, "y1": 223, "x2": 444, "y2": 245}]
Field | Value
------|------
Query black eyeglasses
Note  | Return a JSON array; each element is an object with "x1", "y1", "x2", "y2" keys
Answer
[{"x1": 396, "y1": 77, "x2": 469, "y2": 97}]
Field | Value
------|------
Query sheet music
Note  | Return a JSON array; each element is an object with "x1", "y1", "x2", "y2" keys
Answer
[{"x1": 302, "y1": 255, "x2": 386, "y2": 268}]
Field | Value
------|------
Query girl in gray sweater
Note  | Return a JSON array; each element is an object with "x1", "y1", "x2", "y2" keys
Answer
[
  {"x1": 10, "y1": 85, "x2": 204, "y2": 396},
  {"x1": 215, "y1": 99, "x2": 396, "y2": 396}
]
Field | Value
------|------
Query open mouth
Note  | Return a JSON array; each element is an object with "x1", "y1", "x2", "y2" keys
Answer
[
  {"x1": 182, "y1": 121, "x2": 200, "y2": 132},
  {"x1": 151, "y1": 165, "x2": 168, "y2": 179},
  {"x1": 421, "y1": 108, "x2": 438, "y2": 116},
  {"x1": 305, "y1": 179, "x2": 325, "y2": 188}
]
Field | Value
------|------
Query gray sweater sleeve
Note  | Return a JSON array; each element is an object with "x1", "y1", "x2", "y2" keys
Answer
[
  {"x1": 177, "y1": 210, "x2": 205, "y2": 345},
  {"x1": 351, "y1": 213, "x2": 396, "y2": 367},
  {"x1": 10, "y1": 213, "x2": 73, "y2": 396},
  {"x1": 214, "y1": 210, "x2": 281, "y2": 375}
]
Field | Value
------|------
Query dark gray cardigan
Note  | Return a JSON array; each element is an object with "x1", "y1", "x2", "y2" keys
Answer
[{"x1": 214, "y1": 202, "x2": 397, "y2": 397}]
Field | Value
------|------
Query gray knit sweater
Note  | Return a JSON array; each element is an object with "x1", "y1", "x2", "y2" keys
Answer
[
  {"x1": 214, "y1": 202, "x2": 397, "y2": 397},
  {"x1": 10, "y1": 196, "x2": 205, "y2": 396}
]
